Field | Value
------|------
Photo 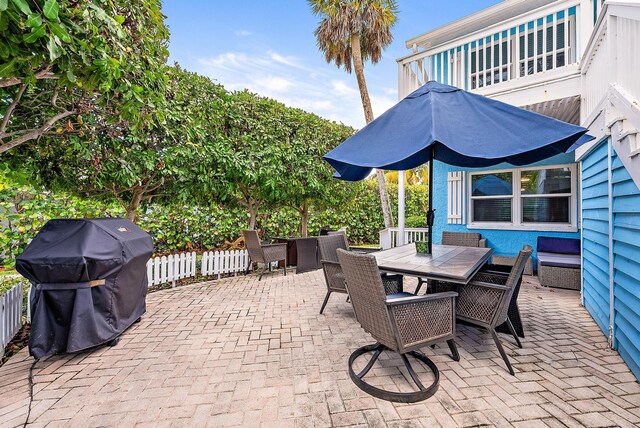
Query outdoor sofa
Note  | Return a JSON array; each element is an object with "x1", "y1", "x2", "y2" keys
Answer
[{"x1": 536, "y1": 236, "x2": 581, "y2": 290}]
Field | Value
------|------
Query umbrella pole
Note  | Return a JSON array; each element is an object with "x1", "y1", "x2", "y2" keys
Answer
[{"x1": 427, "y1": 149, "x2": 435, "y2": 254}]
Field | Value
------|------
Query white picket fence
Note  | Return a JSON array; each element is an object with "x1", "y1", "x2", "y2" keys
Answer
[
  {"x1": 201, "y1": 249, "x2": 250, "y2": 279},
  {"x1": 1, "y1": 282, "x2": 23, "y2": 350},
  {"x1": 146, "y1": 252, "x2": 198, "y2": 287},
  {"x1": 145, "y1": 249, "x2": 254, "y2": 287}
]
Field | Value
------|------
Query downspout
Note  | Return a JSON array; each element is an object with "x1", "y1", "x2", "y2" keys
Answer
[
  {"x1": 607, "y1": 12, "x2": 618, "y2": 351},
  {"x1": 608, "y1": 138, "x2": 615, "y2": 349}
]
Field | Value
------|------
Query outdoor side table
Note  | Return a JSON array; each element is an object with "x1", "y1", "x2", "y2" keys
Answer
[{"x1": 276, "y1": 237, "x2": 321, "y2": 274}]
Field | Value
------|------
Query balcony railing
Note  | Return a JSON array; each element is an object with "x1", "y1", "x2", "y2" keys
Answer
[
  {"x1": 398, "y1": 1, "x2": 584, "y2": 98},
  {"x1": 379, "y1": 227, "x2": 429, "y2": 250}
]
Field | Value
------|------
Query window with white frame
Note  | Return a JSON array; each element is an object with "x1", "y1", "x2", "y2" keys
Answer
[{"x1": 469, "y1": 165, "x2": 576, "y2": 230}]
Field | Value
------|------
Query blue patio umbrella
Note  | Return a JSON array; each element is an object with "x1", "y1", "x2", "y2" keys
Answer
[{"x1": 324, "y1": 81, "x2": 593, "y2": 252}]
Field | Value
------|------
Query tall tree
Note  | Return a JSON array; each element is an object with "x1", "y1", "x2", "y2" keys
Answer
[
  {"x1": 277, "y1": 107, "x2": 354, "y2": 237},
  {"x1": 0, "y1": 0, "x2": 169, "y2": 153},
  {"x1": 11, "y1": 65, "x2": 227, "y2": 221},
  {"x1": 309, "y1": 0, "x2": 397, "y2": 228}
]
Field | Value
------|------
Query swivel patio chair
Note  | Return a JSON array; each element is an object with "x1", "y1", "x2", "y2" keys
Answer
[
  {"x1": 455, "y1": 244, "x2": 532, "y2": 375},
  {"x1": 317, "y1": 234, "x2": 402, "y2": 314},
  {"x1": 337, "y1": 249, "x2": 459, "y2": 403},
  {"x1": 414, "y1": 231, "x2": 487, "y2": 294},
  {"x1": 242, "y1": 230, "x2": 287, "y2": 281}
]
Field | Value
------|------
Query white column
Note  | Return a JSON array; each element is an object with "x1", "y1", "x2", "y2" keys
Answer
[{"x1": 397, "y1": 170, "x2": 406, "y2": 246}]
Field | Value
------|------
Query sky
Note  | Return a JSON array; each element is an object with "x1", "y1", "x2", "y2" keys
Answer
[{"x1": 162, "y1": 0, "x2": 502, "y2": 129}]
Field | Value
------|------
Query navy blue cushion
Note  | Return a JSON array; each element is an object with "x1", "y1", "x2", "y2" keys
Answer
[{"x1": 537, "y1": 237, "x2": 580, "y2": 255}]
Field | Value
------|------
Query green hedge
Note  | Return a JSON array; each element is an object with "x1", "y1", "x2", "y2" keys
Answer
[{"x1": 1, "y1": 178, "x2": 429, "y2": 267}]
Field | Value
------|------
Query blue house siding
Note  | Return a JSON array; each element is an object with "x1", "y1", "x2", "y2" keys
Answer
[
  {"x1": 581, "y1": 140, "x2": 611, "y2": 335},
  {"x1": 432, "y1": 153, "x2": 579, "y2": 265},
  {"x1": 580, "y1": 138, "x2": 640, "y2": 380},
  {"x1": 611, "y1": 149, "x2": 640, "y2": 379}
]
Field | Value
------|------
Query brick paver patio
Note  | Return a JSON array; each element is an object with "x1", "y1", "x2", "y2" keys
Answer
[{"x1": 1, "y1": 270, "x2": 639, "y2": 427}]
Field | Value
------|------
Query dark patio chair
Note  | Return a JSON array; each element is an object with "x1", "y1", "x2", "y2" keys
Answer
[
  {"x1": 337, "y1": 249, "x2": 459, "y2": 403},
  {"x1": 415, "y1": 231, "x2": 487, "y2": 294},
  {"x1": 317, "y1": 234, "x2": 402, "y2": 314},
  {"x1": 455, "y1": 245, "x2": 532, "y2": 375},
  {"x1": 242, "y1": 230, "x2": 287, "y2": 281}
]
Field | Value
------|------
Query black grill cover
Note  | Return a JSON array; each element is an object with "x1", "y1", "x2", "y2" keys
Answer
[{"x1": 16, "y1": 219, "x2": 153, "y2": 359}]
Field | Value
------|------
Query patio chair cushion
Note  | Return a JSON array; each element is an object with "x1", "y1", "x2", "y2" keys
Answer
[
  {"x1": 385, "y1": 292, "x2": 415, "y2": 301},
  {"x1": 537, "y1": 237, "x2": 580, "y2": 255},
  {"x1": 537, "y1": 251, "x2": 581, "y2": 269}
]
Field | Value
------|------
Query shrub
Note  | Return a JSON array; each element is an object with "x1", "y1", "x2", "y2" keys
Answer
[{"x1": 0, "y1": 175, "x2": 429, "y2": 267}]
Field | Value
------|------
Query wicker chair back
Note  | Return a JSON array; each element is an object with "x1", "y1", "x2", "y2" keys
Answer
[
  {"x1": 495, "y1": 245, "x2": 533, "y2": 325},
  {"x1": 242, "y1": 230, "x2": 265, "y2": 264},
  {"x1": 442, "y1": 231, "x2": 482, "y2": 247},
  {"x1": 337, "y1": 249, "x2": 397, "y2": 350},
  {"x1": 318, "y1": 234, "x2": 349, "y2": 263}
]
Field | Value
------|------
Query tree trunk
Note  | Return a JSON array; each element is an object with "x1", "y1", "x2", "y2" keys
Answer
[
  {"x1": 350, "y1": 33, "x2": 394, "y2": 228},
  {"x1": 125, "y1": 188, "x2": 144, "y2": 223},
  {"x1": 247, "y1": 201, "x2": 257, "y2": 230},
  {"x1": 299, "y1": 200, "x2": 310, "y2": 237}
]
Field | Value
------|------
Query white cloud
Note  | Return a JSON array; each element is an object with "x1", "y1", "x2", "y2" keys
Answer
[
  {"x1": 254, "y1": 76, "x2": 293, "y2": 93},
  {"x1": 235, "y1": 30, "x2": 252, "y2": 36},
  {"x1": 195, "y1": 50, "x2": 395, "y2": 128}
]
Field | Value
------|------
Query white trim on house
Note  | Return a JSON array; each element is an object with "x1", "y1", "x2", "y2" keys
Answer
[
  {"x1": 405, "y1": 0, "x2": 558, "y2": 50},
  {"x1": 466, "y1": 163, "x2": 578, "y2": 232},
  {"x1": 447, "y1": 171, "x2": 467, "y2": 224}
]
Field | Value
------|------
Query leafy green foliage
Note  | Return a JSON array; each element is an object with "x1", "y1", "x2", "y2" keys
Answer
[
  {"x1": 0, "y1": 167, "x2": 429, "y2": 267},
  {"x1": 0, "y1": 0, "x2": 169, "y2": 153},
  {"x1": 10, "y1": 65, "x2": 228, "y2": 221}
]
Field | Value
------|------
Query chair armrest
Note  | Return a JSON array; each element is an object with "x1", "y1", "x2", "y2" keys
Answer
[
  {"x1": 479, "y1": 238, "x2": 487, "y2": 248},
  {"x1": 386, "y1": 291, "x2": 458, "y2": 307},
  {"x1": 320, "y1": 260, "x2": 340, "y2": 267},
  {"x1": 261, "y1": 243, "x2": 287, "y2": 249}
]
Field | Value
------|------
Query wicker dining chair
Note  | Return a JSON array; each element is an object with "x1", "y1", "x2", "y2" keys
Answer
[
  {"x1": 337, "y1": 249, "x2": 459, "y2": 403},
  {"x1": 414, "y1": 231, "x2": 487, "y2": 294},
  {"x1": 242, "y1": 230, "x2": 287, "y2": 281},
  {"x1": 455, "y1": 245, "x2": 532, "y2": 375},
  {"x1": 317, "y1": 234, "x2": 402, "y2": 314}
]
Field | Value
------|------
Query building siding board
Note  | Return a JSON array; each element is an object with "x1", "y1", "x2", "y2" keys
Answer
[
  {"x1": 581, "y1": 140, "x2": 611, "y2": 338},
  {"x1": 611, "y1": 148, "x2": 640, "y2": 379},
  {"x1": 580, "y1": 138, "x2": 640, "y2": 380}
]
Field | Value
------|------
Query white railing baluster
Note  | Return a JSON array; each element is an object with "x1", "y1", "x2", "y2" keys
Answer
[{"x1": 564, "y1": 8, "x2": 569, "y2": 64}]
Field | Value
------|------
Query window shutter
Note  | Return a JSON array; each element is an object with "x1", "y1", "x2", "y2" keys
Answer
[{"x1": 447, "y1": 171, "x2": 466, "y2": 224}]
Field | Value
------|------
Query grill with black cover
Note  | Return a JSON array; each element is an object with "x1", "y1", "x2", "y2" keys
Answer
[{"x1": 16, "y1": 218, "x2": 153, "y2": 359}]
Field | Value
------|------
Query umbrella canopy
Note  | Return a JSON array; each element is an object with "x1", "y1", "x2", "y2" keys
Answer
[
  {"x1": 324, "y1": 81, "x2": 593, "y2": 253},
  {"x1": 324, "y1": 81, "x2": 593, "y2": 181}
]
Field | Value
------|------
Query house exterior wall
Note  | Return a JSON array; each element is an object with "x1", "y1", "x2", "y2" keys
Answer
[
  {"x1": 580, "y1": 137, "x2": 640, "y2": 379},
  {"x1": 581, "y1": 138, "x2": 610, "y2": 334},
  {"x1": 433, "y1": 152, "x2": 579, "y2": 268},
  {"x1": 611, "y1": 143, "x2": 640, "y2": 379}
]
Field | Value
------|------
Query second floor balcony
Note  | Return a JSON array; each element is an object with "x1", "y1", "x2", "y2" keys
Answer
[{"x1": 398, "y1": 0, "x2": 601, "y2": 115}]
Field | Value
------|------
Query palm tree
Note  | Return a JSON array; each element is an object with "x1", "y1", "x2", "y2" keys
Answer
[{"x1": 309, "y1": 0, "x2": 398, "y2": 228}]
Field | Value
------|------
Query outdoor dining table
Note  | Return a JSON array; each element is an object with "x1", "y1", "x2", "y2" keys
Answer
[
  {"x1": 374, "y1": 242, "x2": 525, "y2": 338},
  {"x1": 373, "y1": 243, "x2": 493, "y2": 284}
]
